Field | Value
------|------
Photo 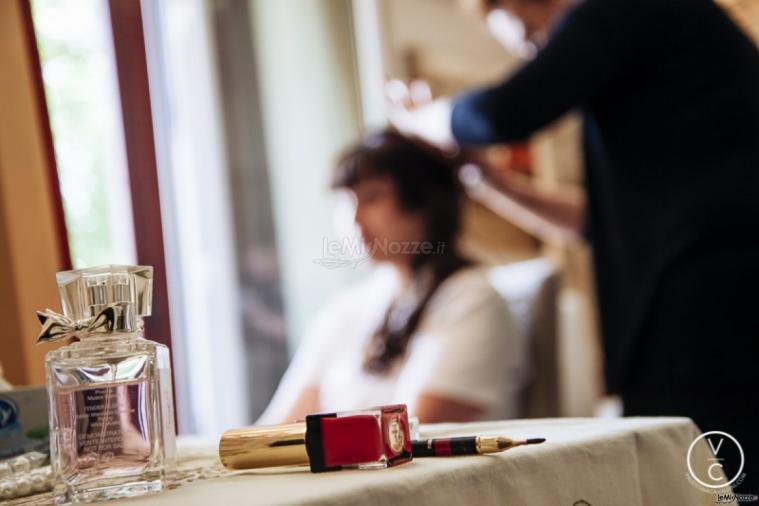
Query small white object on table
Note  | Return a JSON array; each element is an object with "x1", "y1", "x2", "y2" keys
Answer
[{"x1": 113, "y1": 417, "x2": 731, "y2": 506}]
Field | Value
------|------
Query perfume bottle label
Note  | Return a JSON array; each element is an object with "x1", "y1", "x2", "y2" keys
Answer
[{"x1": 56, "y1": 379, "x2": 152, "y2": 471}]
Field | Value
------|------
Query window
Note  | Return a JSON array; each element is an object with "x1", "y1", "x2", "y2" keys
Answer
[{"x1": 31, "y1": 0, "x2": 135, "y2": 268}]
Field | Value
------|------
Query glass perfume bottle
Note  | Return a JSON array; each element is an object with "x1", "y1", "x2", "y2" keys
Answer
[{"x1": 37, "y1": 265, "x2": 176, "y2": 503}]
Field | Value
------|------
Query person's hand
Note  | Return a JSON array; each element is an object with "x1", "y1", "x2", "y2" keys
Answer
[
  {"x1": 385, "y1": 79, "x2": 457, "y2": 151},
  {"x1": 465, "y1": 144, "x2": 534, "y2": 197}
]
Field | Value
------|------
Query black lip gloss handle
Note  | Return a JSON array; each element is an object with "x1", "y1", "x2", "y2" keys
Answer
[
  {"x1": 411, "y1": 440, "x2": 435, "y2": 457},
  {"x1": 411, "y1": 437, "x2": 479, "y2": 457}
]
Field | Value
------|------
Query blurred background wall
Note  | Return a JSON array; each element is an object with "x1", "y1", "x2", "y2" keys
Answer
[{"x1": 0, "y1": 0, "x2": 69, "y2": 387}]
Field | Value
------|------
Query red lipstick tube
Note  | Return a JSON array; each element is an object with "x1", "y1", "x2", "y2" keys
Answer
[{"x1": 219, "y1": 404, "x2": 412, "y2": 473}]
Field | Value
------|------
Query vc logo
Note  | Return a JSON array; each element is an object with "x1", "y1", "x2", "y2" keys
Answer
[{"x1": 687, "y1": 431, "x2": 745, "y2": 489}]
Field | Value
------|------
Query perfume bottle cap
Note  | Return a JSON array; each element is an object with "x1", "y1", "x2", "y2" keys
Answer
[{"x1": 56, "y1": 265, "x2": 153, "y2": 334}]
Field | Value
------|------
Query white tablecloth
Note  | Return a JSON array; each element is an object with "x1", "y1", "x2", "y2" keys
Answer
[{"x1": 111, "y1": 417, "x2": 733, "y2": 506}]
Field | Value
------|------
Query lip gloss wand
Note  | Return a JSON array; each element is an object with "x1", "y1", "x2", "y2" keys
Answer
[{"x1": 411, "y1": 436, "x2": 546, "y2": 457}]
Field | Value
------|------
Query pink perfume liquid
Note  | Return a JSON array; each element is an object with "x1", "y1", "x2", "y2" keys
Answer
[{"x1": 47, "y1": 340, "x2": 175, "y2": 503}]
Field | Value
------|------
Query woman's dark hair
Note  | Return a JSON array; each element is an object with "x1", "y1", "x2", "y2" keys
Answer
[{"x1": 332, "y1": 130, "x2": 471, "y2": 374}]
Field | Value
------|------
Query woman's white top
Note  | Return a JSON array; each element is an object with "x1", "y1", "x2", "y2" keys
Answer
[{"x1": 257, "y1": 264, "x2": 530, "y2": 424}]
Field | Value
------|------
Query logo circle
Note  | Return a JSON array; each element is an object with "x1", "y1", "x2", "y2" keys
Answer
[
  {"x1": 0, "y1": 397, "x2": 18, "y2": 430},
  {"x1": 388, "y1": 418, "x2": 404, "y2": 453},
  {"x1": 687, "y1": 431, "x2": 744, "y2": 489}
]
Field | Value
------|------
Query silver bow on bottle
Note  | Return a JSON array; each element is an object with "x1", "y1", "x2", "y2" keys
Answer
[{"x1": 36, "y1": 305, "x2": 117, "y2": 344}]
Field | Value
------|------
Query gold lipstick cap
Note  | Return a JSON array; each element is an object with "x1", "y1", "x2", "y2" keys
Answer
[{"x1": 219, "y1": 422, "x2": 310, "y2": 469}]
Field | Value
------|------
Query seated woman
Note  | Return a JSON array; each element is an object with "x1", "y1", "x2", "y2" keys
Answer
[{"x1": 258, "y1": 131, "x2": 530, "y2": 424}]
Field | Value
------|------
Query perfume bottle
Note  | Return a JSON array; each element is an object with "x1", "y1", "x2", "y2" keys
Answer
[
  {"x1": 37, "y1": 265, "x2": 176, "y2": 503},
  {"x1": 219, "y1": 404, "x2": 412, "y2": 472}
]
